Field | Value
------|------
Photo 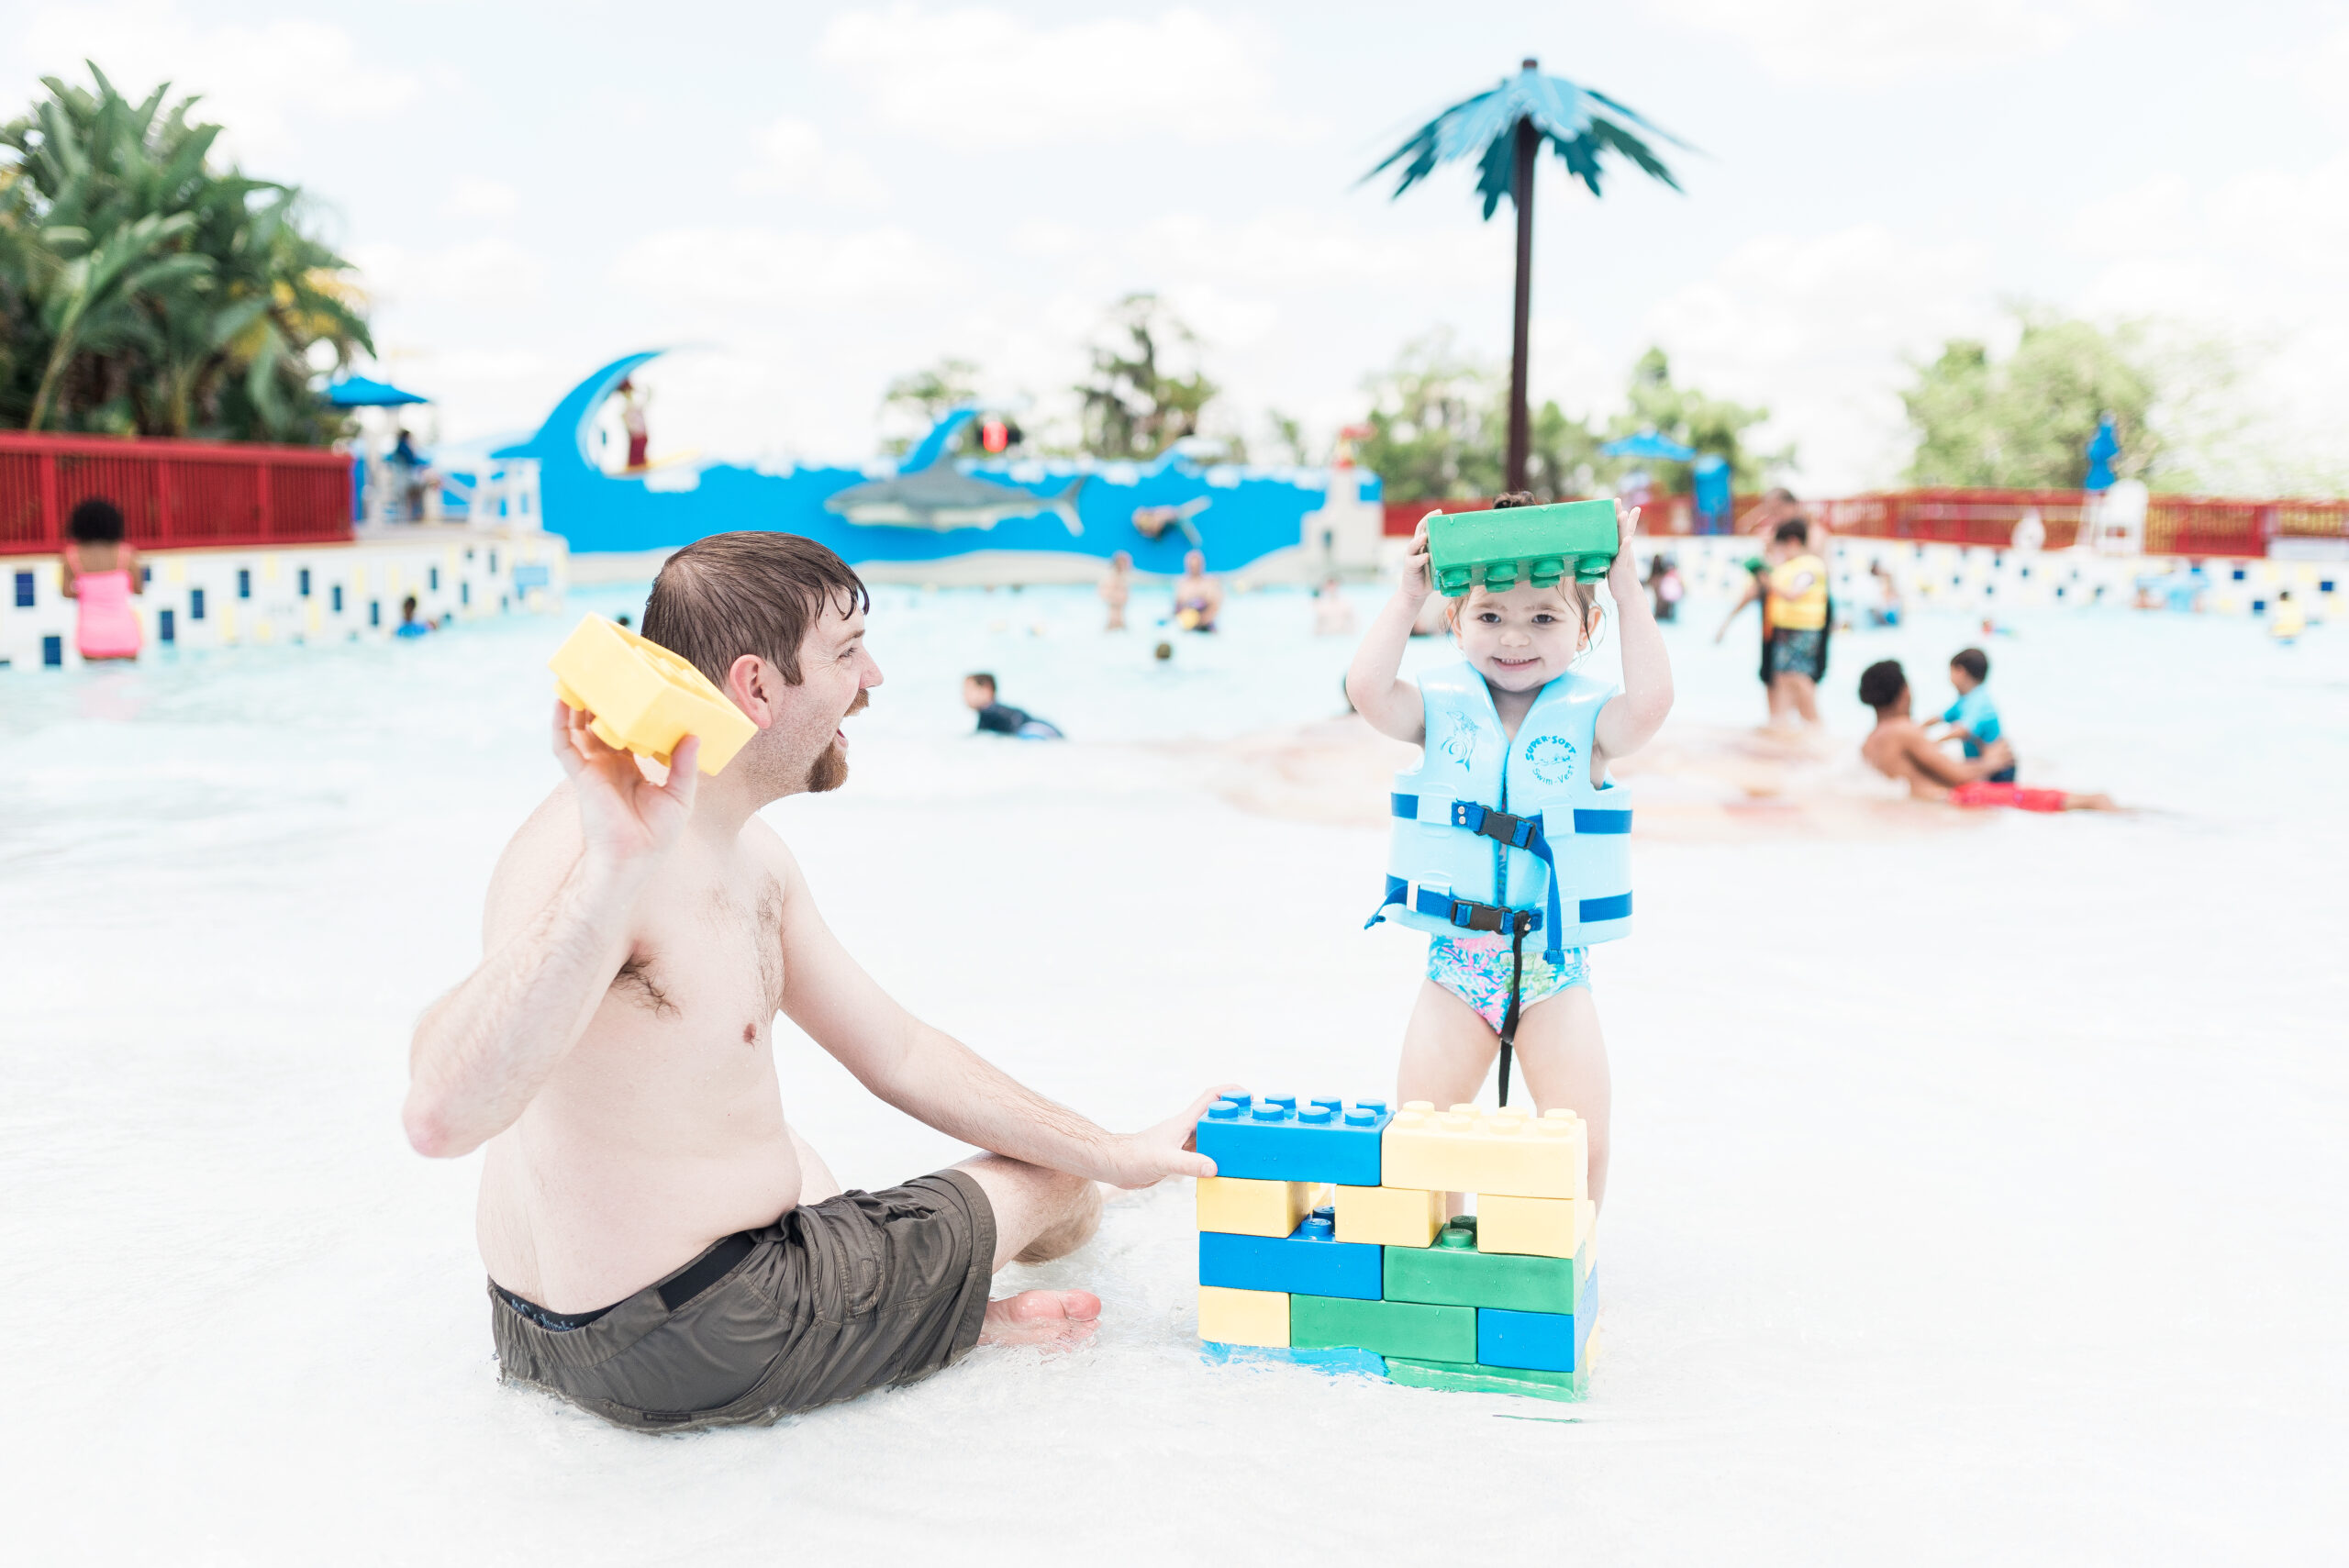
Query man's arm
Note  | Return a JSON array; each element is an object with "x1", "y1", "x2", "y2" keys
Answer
[
  {"x1": 1901, "y1": 730, "x2": 2014, "y2": 788},
  {"x1": 401, "y1": 705, "x2": 700, "y2": 1158},
  {"x1": 763, "y1": 829, "x2": 1225, "y2": 1187}
]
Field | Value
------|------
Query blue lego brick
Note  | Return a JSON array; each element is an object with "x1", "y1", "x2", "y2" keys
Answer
[
  {"x1": 1198, "y1": 1209, "x2": 1383, "y2": 1300},
  {"x1": 1475, "y1": 1272, "x2": 1599, "y2": 1373},
  {"x1": 1195, "y1": 1095, "x2": 1392, "y2": 1184},
  {"x1": 1199, "y1": 1342, "x2": 1388, "y2": 1379}
]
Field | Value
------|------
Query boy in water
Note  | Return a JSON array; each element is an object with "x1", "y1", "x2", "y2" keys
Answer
[
  {"x1": 1859, "y1": 660, "x2": 2115, "y2": 810},
  {"x1": 962, "y1": 673, "x2": 1063, "y2": 740},
  {"x1": 1347, "y1": 495, "x2": 1672, "y2": 1207},
  {"x1": 1933, "y1": 647, "x2": 2013, "y2": 782}
]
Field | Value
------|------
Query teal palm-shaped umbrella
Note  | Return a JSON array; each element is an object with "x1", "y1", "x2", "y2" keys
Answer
[{"x1": 1367, "y1": 59, "x2": 1688, "y2": 492}]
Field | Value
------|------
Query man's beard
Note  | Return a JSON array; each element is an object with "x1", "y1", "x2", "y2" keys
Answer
[{"x1": 805, "y1": 688, "x2": 869, "y2": 793}]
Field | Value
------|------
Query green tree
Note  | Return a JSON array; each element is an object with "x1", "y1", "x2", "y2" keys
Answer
[
  {"x1": 877, "y1": 355, "x2": 979, "y2": 455},
  {"x1": 1900, "y1": 313, "x2": 2158, "y2": 488},
  {"x1": 1074, "y1": 292, "x2": 1217, "y2": 460},
  {"x1": 1358, "y1": 329, "x2": 1605, "y2": 501},
  {"x1": 0, "y1": 64, "x2": 371, "y2": 441},
  {"x1": 1609, "y1": 346, "x2": 1781, "y2": 491},
  {"x1": 1356, "y1": 330, "x2": 1502, "y2": 500}
]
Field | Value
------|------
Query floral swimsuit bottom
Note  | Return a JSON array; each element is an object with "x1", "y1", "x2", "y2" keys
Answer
[{"x1": 1426, "y1": 934, "x2": 1591, "y2": 1032}]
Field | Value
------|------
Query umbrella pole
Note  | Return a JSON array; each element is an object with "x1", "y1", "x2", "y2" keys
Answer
[{"x1": 1507, "y1": 110, "x2": 1537, "y2": 495}]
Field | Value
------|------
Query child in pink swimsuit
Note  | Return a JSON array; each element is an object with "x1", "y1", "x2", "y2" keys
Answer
[{"x1": 61, "y1": 497, "x2": 144, "y2": 661}]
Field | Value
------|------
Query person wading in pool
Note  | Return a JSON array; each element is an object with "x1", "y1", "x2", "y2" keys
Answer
[{"x1": 404, "y1": 532, "x2": 1227, "y2": 1432}]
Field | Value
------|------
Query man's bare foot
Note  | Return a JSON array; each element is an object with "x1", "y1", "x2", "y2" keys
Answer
[{"x1": 978, "y1": 1289, "x2": 1101, "y2": 1348}]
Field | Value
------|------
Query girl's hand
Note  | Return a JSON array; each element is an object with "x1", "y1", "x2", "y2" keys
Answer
[
  {"x1": 1609, "y1": 500, "x2": 1643, "y2": 590},
  {"x1": 1397, "y1": 517, "x2": 1434, "y2": 604}
]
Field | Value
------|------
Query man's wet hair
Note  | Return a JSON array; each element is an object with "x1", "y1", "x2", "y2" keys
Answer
[
  {"x1": 68, "y1": 497, "x2": 126, "y2": 542},
  {"x1": 1492, "y1": 491, "x2": 1536, "y2": 508},
  {"x1": 1858, "y1": 659, "x2": 1908, "y2": 711},
  {"x1": 966, "y1": 672, "x2": 996, "y2": 694},
  {"x1": 1951, "y1": 647, "x2": 1988, "y2": 682},
  {"x1": 1773, "y1": 518, "x2": 1810, "y2": 546},
  {"x1": 642, "y1": 531, "x2": 869, "y2": 688}
]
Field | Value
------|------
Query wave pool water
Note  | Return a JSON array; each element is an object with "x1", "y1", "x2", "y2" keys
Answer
[{"x1": 3, "y1": 583, "x2": 2343, "y2": 1562}]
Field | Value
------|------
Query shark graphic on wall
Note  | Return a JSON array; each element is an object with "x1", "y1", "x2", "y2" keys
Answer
[
  {"x1": 495, "y1": 350, "x2": 1380, "y2": 566},
  {"x1": 823, "y1": 451, "x2": 1086, "y2": 534}
]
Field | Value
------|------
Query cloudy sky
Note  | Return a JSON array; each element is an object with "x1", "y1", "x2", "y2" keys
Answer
[{"x1": 10, "y1": 0, "x2": 2345, "y2": 490}]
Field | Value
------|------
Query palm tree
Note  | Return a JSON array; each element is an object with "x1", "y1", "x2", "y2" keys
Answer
[
  {"x1": 1365, "y1": 59, "x2": 1687, "y2": 492},
  {"x1": 0, "y1": 64, "x2": 371, "y2": 439}
]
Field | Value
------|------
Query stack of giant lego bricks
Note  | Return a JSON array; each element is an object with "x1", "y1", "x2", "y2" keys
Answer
[{"x1": 1193, "y1": 1094, "x2": 1598, "y2": 1399}]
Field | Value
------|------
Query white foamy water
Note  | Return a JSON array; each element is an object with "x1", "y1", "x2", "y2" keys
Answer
[{"x1": 4, "y1": 581, "x2": 2343, "y2": 1562}]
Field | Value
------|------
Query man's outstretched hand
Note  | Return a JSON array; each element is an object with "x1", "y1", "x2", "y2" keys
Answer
[
  {"x1": 1098, "y1": 1084, "x2": 1245, "y2": 1189},
  {"x1": 551, "y1": 700, "x2": 700, "y2": 872}
]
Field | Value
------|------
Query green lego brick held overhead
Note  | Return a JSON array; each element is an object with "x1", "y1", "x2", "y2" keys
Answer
[
  {"x1": 1289, "y1": 1294, "x2": 1475, "y2": 1363},
  {"x1": 1425, "y1": 498, "x2": 1619, "y2": 596},
  {"x1": 1383, "y1": 1217, "x2": 1591, "y2": 1316},
  {"x1": 1386, "y1": 1357, "x2": 1591, "y2": 1402}
]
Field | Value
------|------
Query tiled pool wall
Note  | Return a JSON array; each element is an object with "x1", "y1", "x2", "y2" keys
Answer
[{"x1": 1, "y1": 528, "x2": 570, "y2": 669}]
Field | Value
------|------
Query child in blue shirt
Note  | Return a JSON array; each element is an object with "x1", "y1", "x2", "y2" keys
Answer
[{"x1": 1938, "y1": 647, "x2": 2013, "y2": 782}]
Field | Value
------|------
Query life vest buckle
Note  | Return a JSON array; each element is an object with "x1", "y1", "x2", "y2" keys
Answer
[{"x1": 1451, "y1": 800, "x2": 1541, "y2": 851}]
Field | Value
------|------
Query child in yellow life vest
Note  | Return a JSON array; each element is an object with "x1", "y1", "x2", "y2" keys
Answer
[
  {"x1": 1717, "y1": 519, "x2": 1827, "y2": 727},
  {"x1": 1345, "y1": 495, "x2": 1675, "y2": 1207}
]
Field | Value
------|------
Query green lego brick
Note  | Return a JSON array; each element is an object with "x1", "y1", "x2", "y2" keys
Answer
[
  {"x1": 1289, "y1": 1293, "x2": 1475, "y2": 1363},
  {"x1": 1425, "y1": 498, "x2": 1619, "y2": 596},
  {"x1": 1386, "y1": 1357, "x2": 1590, "y2": 1402},
  {"x1": 1384, "y1": 1218, "x2": 1591, "y2": 1315}
]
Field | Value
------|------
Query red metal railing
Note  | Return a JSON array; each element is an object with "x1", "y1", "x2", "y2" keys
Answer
[
  {"x1": 0, "y1": 432, "x2": 354, "y2": 555},
  {"x1": 1384, "y1": 488, "x2": 2349, "y2": 559}
]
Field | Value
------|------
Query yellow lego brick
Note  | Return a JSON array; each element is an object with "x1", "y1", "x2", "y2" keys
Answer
[
  {"x1": 1197, "y1": 1285, "x2": 1288, "y2": 1347},
  {"x1": 548, "y1": 613, "x2": 756, "y2": 775},
  {"x1": 1196, "y1": 1176, "x2": 1327, "y2": 1238},
  {"x1": 1332, "y1": 1184, "x2": 1444, "y2": 1248},
  {"x1": 1380, "y1": 1102, "x2": 1587, "y2": 1200},
  {"x1": 1476, "y1": 1194, "x2": 1596, "y2": 1259}
]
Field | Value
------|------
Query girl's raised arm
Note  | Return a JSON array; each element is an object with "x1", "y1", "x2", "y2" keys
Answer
[
  {"x1": 1595, "y1": 502, "x2": 1674, "y2": 762},
  {"x1": 1345, "y1": 520, "x2": 1433, "y2": 745}
]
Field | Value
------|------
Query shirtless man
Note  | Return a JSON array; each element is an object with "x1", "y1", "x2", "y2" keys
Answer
[
  {"x1": 404, "y1": 532, "x2": 1225, "y2": 1432},
  {"x1": 1099, "y1": 549, "x2": 1132, "y2": 630},
  {"x1": 1856, "y1": 659, "x2": 2117, "y2": 811},
  {"x1": 1172, "y1": 550, "x2": 1223, "y2": 632}
]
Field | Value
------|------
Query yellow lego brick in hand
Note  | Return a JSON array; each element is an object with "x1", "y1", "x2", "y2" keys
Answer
[
  {"x1": 548, "y1": 613, "x2": 755, "y2": 775},
  {"x1": 1380, "y1": 1102, "x2": 1588, "y2": 1200},
  {"x1": 1333, "y1": 1184, "x2": 1445, "y2": 1248},
  {"x1": 1197, "y1": 1285, "x2": 1289, "y2": 1348},
  {"x1": 1196, "y1": 1176, "x2": 1328, "y2": 1238},
  {"x1": 1476, "y1": 1194, "x2": 1596, "y2": 1259}
]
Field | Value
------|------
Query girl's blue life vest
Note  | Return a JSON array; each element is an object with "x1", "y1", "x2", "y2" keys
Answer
[{"x1": 1367, "y1": 659, "x2": 1633, "y2": 962}]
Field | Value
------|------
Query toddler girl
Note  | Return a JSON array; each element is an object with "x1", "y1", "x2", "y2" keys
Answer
[{"x1": 1344, "y1": 495, "x2": 1673, "y2": 1206}]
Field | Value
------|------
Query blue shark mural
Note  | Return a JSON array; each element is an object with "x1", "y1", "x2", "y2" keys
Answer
[{"x1": 496, "y1": 351, "x2": 1380, "y2": 573}]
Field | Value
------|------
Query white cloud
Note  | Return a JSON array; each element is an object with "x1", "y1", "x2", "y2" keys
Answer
[
  {"x1": 608, "y1": 226, "x2": 963, "y2": 308},
  {"x1": 2064, "y1": 153, "x2": 2349, "y2": 489},
  {"x1": 1647, "y1": 0, "x2": 2118, "y2": 81},
  {"x1": 1642, "y1": 223, "x2": 1995, "y2": 489},
  {"x1": 819, "y1": 4, "x2": 1315, "y2": 147},
  {"x1": 19, "y1": 4, "x2": 419, "y2": 159},
  {"x1": 736, "y1": 117, "x2": 886, "y2": 206},
  {"x1": 440, "y1": 178, "x2": 518, "y2": 220},
  {"x1": 1124, "y1": 212, "x2": 1511, "y2": 289},
  {"x1": 350, "y1": 239, "x2": 548, "y2": 306}
]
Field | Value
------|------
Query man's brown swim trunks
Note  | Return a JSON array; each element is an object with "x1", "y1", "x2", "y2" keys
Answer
[{"x1": 488, "y1": 1170, "x2": 995, "y2": 1432}]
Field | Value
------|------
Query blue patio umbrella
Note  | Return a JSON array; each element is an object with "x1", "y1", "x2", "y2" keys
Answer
[
  {"x1": 2084, "y1": 414, "x2": 2120, "y2": 492},
  {"x1": 327, "y1": 375, "x2": 429, "y2": 407},
  {"x1": 1600, "y1": 430, "x2": 1697, "y2": 462},
  {"x1": 1365, "y1": 59, "x2": 1688, "y2": 492}
]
